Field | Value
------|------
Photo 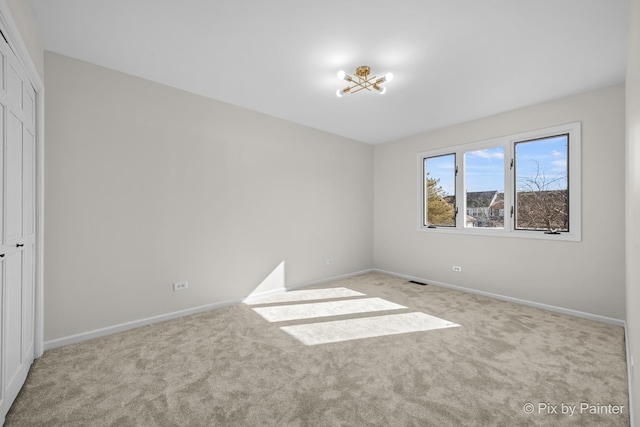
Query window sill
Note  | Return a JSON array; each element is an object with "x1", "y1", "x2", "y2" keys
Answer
[{"x1": 417, "y1": 225, "x2": 581, "y2": 242}]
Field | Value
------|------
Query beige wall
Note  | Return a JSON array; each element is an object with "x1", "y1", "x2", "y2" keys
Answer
[
  {"x1": 374, "y1": 85, "x2": 626, "y2": 319},
  {"x1": 44, "y1": 52, "x2": 373, "y2": 341},
  {"x1": 626, "y1": 0, "x2": 640, "y2": 424},
  {"x1": 4, "y1": 0, "x2": 43, "y2": 79}
]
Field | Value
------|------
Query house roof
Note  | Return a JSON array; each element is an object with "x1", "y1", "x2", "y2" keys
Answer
[
  {"x1": 491, "y1": 192, "x2": 505, "y2": 210},
  {"x1": 466, "y1": 191, "x2": 498, "y2": 208}
]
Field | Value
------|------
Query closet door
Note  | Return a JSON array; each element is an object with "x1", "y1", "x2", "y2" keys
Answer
[{"x1": 0, "y1": 33, "x2": 36, "y2": 421}]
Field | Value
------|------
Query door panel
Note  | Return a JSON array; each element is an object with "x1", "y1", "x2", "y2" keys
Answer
[
  {"x1": 0, "y1": 104, "x2": 4, "y2": 246},
  {"x1": 24, "y1": 86, "x2": 34, "y2": 130},
  {"x1": 0, "y1": 257, "x2": 4, "y2": 409},
  {"x1": 22, "y1": 244, "x2": 34, "y2": 359},
  {"x1": 5, "y1": 251, "x2": 23, "y2": 388},
  {"x1": 23, "y1": 128, "x2": 34, "y2": 236},
  {"x1": 5, "y1": 112, "x2": 23, "y2": 244},
  {"x1": 6, "y1": 63, "x2": 21, "y2": 110}
]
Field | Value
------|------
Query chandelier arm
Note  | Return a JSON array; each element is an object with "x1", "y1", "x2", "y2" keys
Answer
[
  {"x1": 336, "y1": 66, "x2": 390, "y2": 96},
  {"x1": 355, "y1": 75, "x2": 379, "y2": 90},
  {"x1": 350, "y1": 85, "x2": 372, "y2": 94},
  {"x1": 363, "y1": 76, "x2": 379, "y2": 89}
]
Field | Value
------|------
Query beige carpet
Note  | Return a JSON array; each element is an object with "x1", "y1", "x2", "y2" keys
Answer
[{"x1": 6, "y1": 272, "x2": 629, "y2": 426}]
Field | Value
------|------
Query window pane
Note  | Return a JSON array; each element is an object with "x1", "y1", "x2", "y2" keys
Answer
[
  {"x1": 464, "y1": 147, "x2": 504, "y2": 228},
  {"x1": 424, "y1": 154, "x2": 456, "y2": 227},
  {"x1": 514, "y1": 134, "x2": 569, "y2": 232}
]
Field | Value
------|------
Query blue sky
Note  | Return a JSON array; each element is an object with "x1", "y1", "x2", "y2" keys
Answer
[{"x1": 425, "y1": 135, "x2": 568, "y2": 196}]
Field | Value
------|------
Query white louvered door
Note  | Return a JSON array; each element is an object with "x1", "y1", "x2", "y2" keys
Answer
[{"x1": 0, "y1": 32, "x2": 36, "y2": 422}]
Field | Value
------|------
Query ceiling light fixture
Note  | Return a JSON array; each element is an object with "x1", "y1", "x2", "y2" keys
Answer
[{"x1": 336, "y1": 65, "x2": 393, "y2": 97}]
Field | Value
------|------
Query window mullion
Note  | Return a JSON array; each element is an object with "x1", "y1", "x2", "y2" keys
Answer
[
  {"x1": 505, "y1": 141, "x2": 515, "y2": 233},
  {"x1": 456, "y1": 152, "x2": 463, "y2": 229}
]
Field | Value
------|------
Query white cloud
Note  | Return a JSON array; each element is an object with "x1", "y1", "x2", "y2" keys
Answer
[{"x1": 469, "y1": 149, "x2": 504, "y2": 160}]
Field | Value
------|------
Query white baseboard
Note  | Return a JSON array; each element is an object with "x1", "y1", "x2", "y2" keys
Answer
[
  {"x1": 625, "y1": 323, "x2": 636, "y2": 427},
  {"x1": 286, "y1": 268, "x2": 375, "y2": 291},
  {"x1": 43, "y1": 297, "x2": 245, "y2": 351},
  {"x1": 44, "y1": 268, "x2": 375, "y2": 351},
  {"x1": 374, "y1": 268, "x2": 625, "y2": 327},
  {"x1": 242, "y1": 268, "x2": 374, "y2": 303},
  {"x1": 242, "y1": 287, "x2": 288, "y2": 304}
]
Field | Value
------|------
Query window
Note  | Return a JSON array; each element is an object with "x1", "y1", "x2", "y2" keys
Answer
[
  {"x1": 514, "y1": 134, "x2": 568, "y2": 232},
  {"x1": 423, "y1": 153, "x2": 456, "y2": 227},
  {"x1": 417, "y1": 122, "x2": 581, "y2": 241},
  {"x1": 464, "y1": 146, "x2": 504, "y2": 229}
]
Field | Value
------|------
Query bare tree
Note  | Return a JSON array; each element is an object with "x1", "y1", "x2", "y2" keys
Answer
[{"x1": 516, "y1": 161, "x2": 568, "y2": 232}]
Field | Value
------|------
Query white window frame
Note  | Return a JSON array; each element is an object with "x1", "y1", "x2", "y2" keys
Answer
[{"x1": 417, "y1": 122, "x2": 581, "y2": 241}]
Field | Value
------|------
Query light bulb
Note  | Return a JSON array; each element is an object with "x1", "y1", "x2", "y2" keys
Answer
[
  {"x1": 337, "y1": 70, "x2": 346, "y2": 80},
  {"x1": 385, "y1": 72, "x2": 394, "y2": 82},
  {"x1": 379, "y1": 86, "x2": 387, "y2": 95},
  {"x1": 336, "y1": 89, "x2": 344, "y2": 97}
]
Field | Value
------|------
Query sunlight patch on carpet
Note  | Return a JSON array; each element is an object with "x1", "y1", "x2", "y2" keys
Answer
[
  {"x1": 245, "y1": 287, "x2": 365, "y2": 305},
  {"x1": 251, "y1": 298, "x2": 405, "y2": 322},
  {"x1": 280, "y1": 312, "x2": 460, "y2": 345}
]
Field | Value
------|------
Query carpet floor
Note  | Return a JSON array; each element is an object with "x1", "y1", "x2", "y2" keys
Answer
[{"x1": 5, "y1": 272, "x2": 629, "y2": 426}]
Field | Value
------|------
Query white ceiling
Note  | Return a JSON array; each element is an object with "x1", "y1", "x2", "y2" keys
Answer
[{"x1": 27, "y1": 0, "x2": 629, "y2": 144}]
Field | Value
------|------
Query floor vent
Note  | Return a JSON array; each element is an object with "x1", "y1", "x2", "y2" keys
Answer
[{"x1": 408, "y1": 280, "x2": 429, "y2": 286}]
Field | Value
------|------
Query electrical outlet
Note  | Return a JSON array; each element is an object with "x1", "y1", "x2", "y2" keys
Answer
[
  {"x1": 173, "y1": 281, "x2": 188, "y2": 291},
  {"x1": 326, "y1": 259, "x2": 333, "y2": 265},
  {"x1": 452, "y1": 266, "x2": 462, "y2": 272}
]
